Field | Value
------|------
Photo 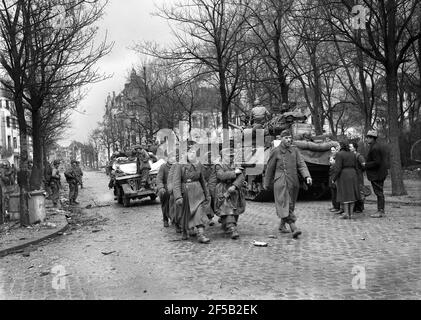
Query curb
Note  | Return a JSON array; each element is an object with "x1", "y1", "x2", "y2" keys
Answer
[
  {"x1": 365, "y1": 199, "x2": 421, "y2": 207},
  {"x1": 0, "y1": 219, "x2": 69, "y2": 258}
]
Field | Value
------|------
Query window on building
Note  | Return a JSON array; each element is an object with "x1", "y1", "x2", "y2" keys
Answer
[
  {"x1": 13, "y1": 137, "x2": 17, "y2": 149},
  {"x1": 203, "y1": 115, "x2": 209, "y2": 128},
  {"x1": 5, "y1": 100, "x2": 9, "y2": 110},
  {"x1": 13, "y1": 118, "x2": 17, "y2": 129},
  {"x1": 6, "y1": 116, "x2": 10, "y2": 128},
  {"x1": 7, "y1": 136, "x2": 11, "y2": 149},
  {"x1": 216, "y1": 115, "x2": 221, "y2": 128}
]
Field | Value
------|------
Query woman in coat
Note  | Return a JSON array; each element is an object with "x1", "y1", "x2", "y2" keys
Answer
[
  {"x1": 214, "y1": 149, "x2": 246, "y2": 240},
  {"x1": 332, "y1": 141, "x2": 361, "y2": 219},
  {"x1": 173, "y1": 145, "x2": 211, "y2": 243},
  {"x1": 350, "y1": 142, "x2": 366, "y2": 213}
]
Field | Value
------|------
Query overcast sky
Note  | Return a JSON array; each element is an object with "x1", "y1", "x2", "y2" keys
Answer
[{"x1": 60, "y1": 0, "x2": 172, "y2": 146}]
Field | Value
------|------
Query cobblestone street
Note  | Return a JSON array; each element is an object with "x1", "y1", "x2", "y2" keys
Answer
[{"x1": 1, "y1": 171, "x2": 420, "y2": 300}]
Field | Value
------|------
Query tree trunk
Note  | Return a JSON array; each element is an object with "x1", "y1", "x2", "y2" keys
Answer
[
  {"x1": 386, "y1": 66, "x2": 407, "y2": 195},
  {"x1": 18, "y1": 128, "x2": 30, "y2": 226},
  {"x1": 310, "y1": 51, "x2": 324, "y2": 135},
  {"x1": 30, "y1": 109, "x2": 43, "y2": 191}
]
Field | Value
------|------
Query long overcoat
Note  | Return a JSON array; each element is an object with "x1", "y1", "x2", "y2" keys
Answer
[
  {"x1": 263, "y1": 143, "x2": 310, "y2": 218},
  {"x1": 156, "y1": 162, "x2": 172, "y2": 220},
  {"x1": 365, "y1": 142, "x2": 388, "y2": 182},
  {"x1": 173, "y1": 162, "x2": 210, "y2": 231},
  {"x1": 332, "y1": 150, "x2": 361, "y2": 203}
]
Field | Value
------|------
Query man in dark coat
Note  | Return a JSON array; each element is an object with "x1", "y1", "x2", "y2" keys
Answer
[
  {"x1": 263, "y1": 130, "x2": 312, "y2": 238},
  {"x1": 133, "y1": 144, "x2": 151, "y2": 190},
  {"x1": 363, "y1": 130, "x2": 389, "y2": 218},
  {"x1": 156, "y1": 152, "x2": 176, "y2": 227}
]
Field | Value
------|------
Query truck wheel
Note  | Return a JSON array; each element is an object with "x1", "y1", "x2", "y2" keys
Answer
[{"x1": 123, "y1": 197, "x2": 130, "y2": 207}]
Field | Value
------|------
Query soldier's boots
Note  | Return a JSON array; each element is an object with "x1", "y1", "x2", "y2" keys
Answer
[
  {"x1": 175, "y1": 224, "x2": 182, "y2": 233},
  {"x1": 188, "y1": 228, "x2": 197, "y2": 237},
  {"x1": 181, "y1": 230, "x2": 189, "y2": 240},
  {"x1": 279, "y1": 221, "x2": 290, "y2": 233},
  {"x1": 229, "y1": 225, "x2": 239, "y2": 240},
  {"x1": 163, "y1": 220, "x2": 169, "y2": 228},
  {"x1": 197, "y1": 227, "x2": 210, "y2": 244},
  {"x1": 290, "y1": 223, "x2": 302, "y2": 239},
  {"x1": 370, "y1": 210, "x2": 385, "y2": 218}
]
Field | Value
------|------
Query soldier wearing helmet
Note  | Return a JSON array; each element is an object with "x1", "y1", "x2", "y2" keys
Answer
[
  {"x1": 64, "y1": 160, "x2": 80, "y2": 204},
  {"x1": 50, "y1": 160, "x2": 61, "y2": 207}
]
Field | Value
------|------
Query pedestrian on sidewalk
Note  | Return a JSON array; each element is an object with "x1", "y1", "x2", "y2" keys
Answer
[
  {"x1": 214, "y1": 148, "x2": 246, "y2": 240},
  {"x1": 332, "y1": 141, "x2": 361, "y2": 219},
  {"x1": 173, "y1": 144, "x2": 211, "y2": 243},
  {"x1": 157, "y1": 151, "x2": 176, "y2": 228},
  {"x1": 363, "y1": 130, "x2": 389, "y2": 218},
  {"x1": 75, "y1": 161, "x2": 84, "y2": 189},
  {"x1": 263, "y1": 130, "x2": 312, "y2": 238},
  {"x1": 328, "y1": 145, "x2": 342, "y2": 214},
  {"x1": 50, "y1": 160, "x2": 61, "y2": 207},
  {"x1": 44, "y1": 160, "x2": 53, "y2": 198},
  {"x1": 65, "y1": 160, "x2": 80, "y2": 205},
  {"x1": 350, "y1": 142, "x2": 366, "y2": 213}
]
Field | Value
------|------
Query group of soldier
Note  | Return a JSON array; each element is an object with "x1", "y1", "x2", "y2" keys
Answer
[
  {"x1": 45, "y1": 159, "x2": 83, "y2": 206},
  {"x1": 156, "y1": 143, "x2": 246, "y2": 243},
  {"x1": 156, "y1": 129, "x2": 313, "y2": 243}
]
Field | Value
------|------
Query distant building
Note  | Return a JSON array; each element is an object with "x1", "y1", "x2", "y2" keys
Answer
[{"x1": 0, "y1": 85, "x2": 33, "y2": 168}]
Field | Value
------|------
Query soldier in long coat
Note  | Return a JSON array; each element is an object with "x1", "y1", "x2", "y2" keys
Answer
[
  {"x1": 263, "y1": 130, "x2": 312, "y2": 238},
  {"x1": 214, "y1": 149, "x2": 246, "y2": 239},
  {"x1": 173, "y1": 146, "x2": 211, "y2": 243},
  {"x1": 202, "y1": 153, "x2": 218, "y2": 226},
  {"x1": 167, "y1": 160, "x2": 180, "y2": 232},
  {"x1": 156, "y1": 152, "x2": 176, "y2": 228},
  {"x1": 64, "y1": 160, "x2": 80, "y2": 205}
]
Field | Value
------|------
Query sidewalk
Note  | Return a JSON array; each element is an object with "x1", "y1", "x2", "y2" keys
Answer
[
  {"x1": 0, "y1": 201, "x2": 69, "y2": 258},
  {"x1": 364, "y1": 177, "x2": 421, "y2": 206}
]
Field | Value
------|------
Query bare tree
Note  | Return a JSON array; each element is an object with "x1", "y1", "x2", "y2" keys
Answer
[
  {"x1": 321, "y1": 0, "x2": 421, "y2": 195},
  {"x1": 0, "y1": 0, "x2": 112, "y2": 224},
  {"x1": 135, "y1": 0, "x2": 254, "y2": 134}
]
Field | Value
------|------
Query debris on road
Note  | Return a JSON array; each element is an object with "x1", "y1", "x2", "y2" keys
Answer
[
  {"x1": 101, "y1": 250, "x2": 116, "y2": 255},
  {"x1": 253, "y1": 240, "x2": 268, "y2": 247}
]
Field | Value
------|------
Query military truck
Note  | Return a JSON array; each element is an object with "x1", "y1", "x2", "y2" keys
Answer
[
  {"x1": 109, "y1": 157, "x2": 165, "y2": 207},
  {"x1": 231, "y1": 112, "x2": 339, "y2": 201}
]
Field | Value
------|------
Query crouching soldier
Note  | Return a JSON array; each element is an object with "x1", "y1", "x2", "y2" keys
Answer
[
  {"x1": 157, "y1": 151, "x2": 177, "y2": 228},
  {"x1": 65, "y1": 160, "x2": 80, "y2": 205},
  {"x1": 214, "y1": 149, "x2": 246, "y2": 240}
]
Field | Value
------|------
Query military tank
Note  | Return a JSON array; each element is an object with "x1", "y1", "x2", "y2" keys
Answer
[{"x1": 238, "y1": 112, "x2": 339, "y2": 201}]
